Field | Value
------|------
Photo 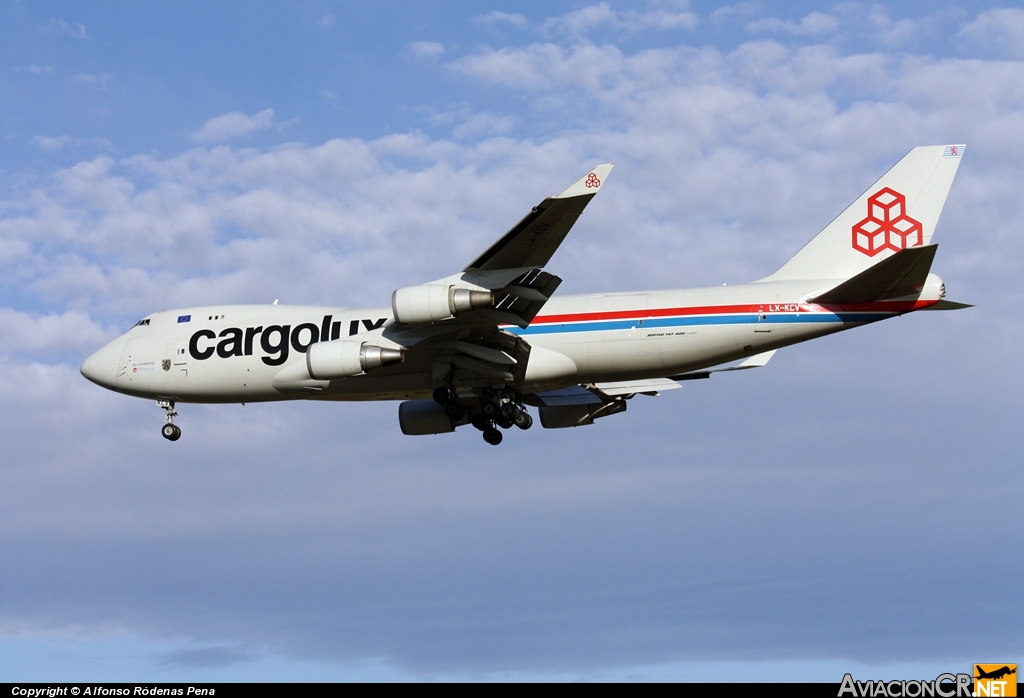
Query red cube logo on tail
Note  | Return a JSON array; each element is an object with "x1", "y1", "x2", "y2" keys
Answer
[{"x1": 852, "y1": 187, "x2": 923, "y2": 256}]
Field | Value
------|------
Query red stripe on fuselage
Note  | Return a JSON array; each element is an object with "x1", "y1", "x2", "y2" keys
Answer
[{"x1": 530, "y1": 298, "x2": 938, "y2": 325}]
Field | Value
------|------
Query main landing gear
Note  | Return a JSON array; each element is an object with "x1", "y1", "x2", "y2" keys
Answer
[
  {"x1": 436, "y1": 386, "x2": 532, "y2": 446},
  {"x1": 158, "y1": 399, "x2": 181, "y2": 441}
]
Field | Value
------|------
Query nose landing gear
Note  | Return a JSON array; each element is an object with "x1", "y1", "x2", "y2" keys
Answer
[{"x1": 158, "y1": 399, "x2": 181, "y2": 441}]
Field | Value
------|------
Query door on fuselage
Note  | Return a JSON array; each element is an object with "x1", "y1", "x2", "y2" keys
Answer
[
  {"x1": 597, "y1": 293, "x2": 653, "y2": 371},
  {"x1": 734, "y1": 310, "x2": 772, "y2": 353},
  {"x1": 166, "y1": 340, "x2": 189, "y2": 391}
]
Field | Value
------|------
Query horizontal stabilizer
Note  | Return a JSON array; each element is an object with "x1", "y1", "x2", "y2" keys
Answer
[
  {"x1": 920, "y1": 299, "x2": 973, "y2": 310},
  {"x1": 810, "y1": 244, "x2": 937, "y2": 305}
]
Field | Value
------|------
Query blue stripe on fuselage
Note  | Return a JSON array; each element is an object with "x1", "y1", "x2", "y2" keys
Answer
[{"x1": 510, "y1": 312, "x2": 892, "y2": 336}]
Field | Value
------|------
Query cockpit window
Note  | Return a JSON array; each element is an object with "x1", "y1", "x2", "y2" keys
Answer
[{"x1": 133, "y1": 318, "x2": 151, "y2": 327}]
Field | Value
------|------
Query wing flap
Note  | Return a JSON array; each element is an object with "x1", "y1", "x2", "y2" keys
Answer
[
  {"x1": 535, "y1": 385, "x2": 605, "y2": 406},
  {"x1": 492, "y1": 269, "x2": 562, "y2": 326},
  {"x1": 669, "y1": 350, "x2": 777, "y2": 381},
  {"x1": 535, "y1": 351, "x2": 778, "y2": 405},
  {"x1": 592, "y1": 377, "x2": 682, "y2": 396}
]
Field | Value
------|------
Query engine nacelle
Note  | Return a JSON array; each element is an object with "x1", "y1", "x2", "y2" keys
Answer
[
  {"x1": 399, "y1": 399, "x2": 455, "y2": 435},
  {"x1": 306, "y1": 340, "x2": 404, "y2": 380},
  {"x1": 391, "y1": 284, "x2": 493, "y2": 325}
]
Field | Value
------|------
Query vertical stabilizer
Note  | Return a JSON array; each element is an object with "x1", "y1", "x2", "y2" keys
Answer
[{"x1": 765, "y1": 145, "x2": 964, "y2": 282}]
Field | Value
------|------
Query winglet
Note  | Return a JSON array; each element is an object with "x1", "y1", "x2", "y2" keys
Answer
[{"x1": 554, "y1": 164, "x2": 614, "y2": 199}]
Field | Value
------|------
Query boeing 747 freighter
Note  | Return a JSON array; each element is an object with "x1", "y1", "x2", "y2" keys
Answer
[{"x1": 81, "y1": 145, "x2": 968, "y2": 445}]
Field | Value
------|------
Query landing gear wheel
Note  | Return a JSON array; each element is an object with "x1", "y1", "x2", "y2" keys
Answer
[
  {"x1": 500, "y1": 402, "x2": 517, "y2": 420},
  {"x1": 433, "y1": 386, "x2": 451, "y2": 406},
  {"x1": 482, "y1": 402, "x2": 498, "y2": 417},
  {"x1": 444, "y1": 402, "x2": 466, "y2": 420},
  {"x1": 157, "y1": 399, "x2": 180, "y2": 442},
  {"x1": 495, "y1": 416, "x2": 514, "y2": 430},
  {"x1": 471, "y1": 414, "x2": 490, "y2": 431},
  {"x1": 514, "y1": 411, "x2": 533, "y2": 430},
  {"x1": 482, "y1": 427, "x2": 503, "y2": 445}
]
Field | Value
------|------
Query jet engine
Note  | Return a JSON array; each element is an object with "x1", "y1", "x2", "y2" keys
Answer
[
  {"x1": 306, "y1": 340, "x2": 404, "y2": 380},
  {"x1": 399, "y1": 399, "x2": 456, "y2": 435},
  {"x1": 391, "y1": 284, "x2": 493, "y2": 324}
]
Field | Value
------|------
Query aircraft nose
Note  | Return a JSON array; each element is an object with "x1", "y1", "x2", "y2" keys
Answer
[{"x1": 80, "y1": 335, "x2": 128, "y2": 389}]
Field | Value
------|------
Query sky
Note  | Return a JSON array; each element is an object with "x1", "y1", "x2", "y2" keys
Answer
[{"x1": 1, "y1": 0, "x2": 1022, "y2": 683}]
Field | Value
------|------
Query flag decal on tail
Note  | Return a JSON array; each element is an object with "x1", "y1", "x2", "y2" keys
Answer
[
  {"x1": 852, "y1": 187, "x2": 923, "y2": 257},
  {"x1": 943, "y1": 145, "x2": 964, "y2": 157}
]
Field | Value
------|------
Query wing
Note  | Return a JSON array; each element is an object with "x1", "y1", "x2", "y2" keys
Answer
[
  {"x1": 466, "y1": 164, "x2": 614, "y2": 272},
  {"x1": 377, "y1": 165, "x2": 614, "y2": 390}
]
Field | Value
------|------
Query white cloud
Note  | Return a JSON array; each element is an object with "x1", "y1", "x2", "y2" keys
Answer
[
  {"x1": 30, "y1": 135, "x2": 73, "y2": 153},
  {"x1": 475, "y1": 11, "x2": 529, "y2": 29},
  {"x1": 863, "y1": 5, "x2": 917, "y2": 48},
  {"x1": 72, "y1": 72, "x2": 113, "y2": 88},
  {"x1": 408, "y1": 41, "x2": 445, "y2": 60},
  {"x1": 42, "y1": 17, "x2": 89, "y2": 40},
  {"x1": 448, "y1": 43, "x2": 627, "y2": 92},
  {"x1": 540, "y1": 2, "x2": 618, "y2": 36},
  {"x1": 958, "y1": 8, "x2": 1024, "y2": 59},
  {"x1": 319, "y1": 14, "x2": 334, "y2": 28},
  {"x1": 746, "y1": 11, "x2": 839, "y2": 37},
  {"x1": 28, "y1": 65, "x2": 55, "y2": 74},
  {"x1": 0, "y1": 308, "x2": 110, "y2": 355},
  {"x1": 538, "y1": 2, "x2": 698, "y2": 37},
  {"x1": 188, "y1": 109, "x2": 277, "y2": 144},
  {"x1": 422, "y1": 103, "x2": 519, "y2": 140},
  {"x1": 29, "y1": 135, "x2": 112, "y2": 153}
]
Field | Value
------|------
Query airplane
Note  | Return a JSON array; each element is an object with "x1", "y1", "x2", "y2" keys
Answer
[
  {"x1": 975, "y1": 666, "x2": 1016, "y2": 681},
  {"x1": 80, "y1": 145, "x2": 969, "y2": 445}
]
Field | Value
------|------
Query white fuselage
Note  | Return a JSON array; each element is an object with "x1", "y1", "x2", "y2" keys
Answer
[{"x1": 80, "y1": 278, "x2": 937, "y2": 404}]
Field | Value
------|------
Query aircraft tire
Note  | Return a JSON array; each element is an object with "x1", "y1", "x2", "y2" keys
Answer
[
  {"x1": 499, "y1": 402, "x2": 517, "y2": 420},
  {"x1": 162, "y1": 424, "x2": 181, "y2": 441},
  {"x1": 482, "y1": 402, "x2": 498, "y2": 417},
  {"x1": 515, "y1": 412, "x2": 533, "y2": 430},
  {"x1": 482, "y1": 427, "x2": 503, "y2": 446},
  {"x1": 433, "y1": 386, "x2": 450, "y2": 406},
  {"x1": 495, "y1": 416, "x2": 514, "y2": 430},
  {"x1": 471, "y1": 414, "x2": 490, "y2": 431}
]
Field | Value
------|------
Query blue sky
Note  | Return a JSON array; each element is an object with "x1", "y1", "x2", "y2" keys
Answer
[{"x1": 1, "y1": 0, "x2": 1022, "y2": 682}]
